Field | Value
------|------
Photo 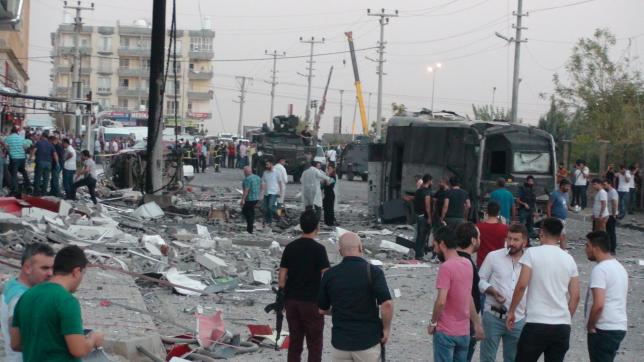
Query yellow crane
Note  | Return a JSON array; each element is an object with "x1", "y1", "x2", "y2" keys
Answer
[{"x1": 345, "y1": 32, "x2": 369, "y2": 136}]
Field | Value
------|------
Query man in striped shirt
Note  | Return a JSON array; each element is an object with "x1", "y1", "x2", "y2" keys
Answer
[{"x1": 5, "y1": 127, "x2": 30, "y2": 196}]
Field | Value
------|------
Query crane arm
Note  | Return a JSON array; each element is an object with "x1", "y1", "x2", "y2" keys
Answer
[{"x1": 345, "y1": 31, "x2": 369, "y2": 136}]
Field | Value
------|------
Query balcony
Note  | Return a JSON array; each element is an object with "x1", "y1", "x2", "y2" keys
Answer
[
  {"x1": 118, "y1": 67, "x2": 150, "y2": 78},
  {"x1": 117, "y1": 47, "x2": 151, "y2": 57},
  {"x1": 97, "y1": 46, "x2": 113, "y2": 55},
  {"x1": 54, "y1": 86, "x2": 70, "y2": 95},
  {"x1": 97, "y1": 87, "x2": 112, "y2": 96},
  {"x1": 116, "y1": 87, "x2": 149, "y2": 97},
  {"x1": 56, "y1": 64, "x2": 71, "y2": 73},
  {"x1": 187, "y1": 91, "x2": 211, "y2": 100},
  {"x1": 188, "y1": 70, "x2": 213, "y2": 80},
  {"x1": 188, "y1": 51, "x2": 214, "y2": 60},
  {"x1": 97, "y1": 66, "x2": 113, "y2": 75},
  {"x1": 58, "y1": 46, "x2": 91, "y2": 56},
  {"x1": 80, "y1": 67, "x2": 92, "y2": 75}
]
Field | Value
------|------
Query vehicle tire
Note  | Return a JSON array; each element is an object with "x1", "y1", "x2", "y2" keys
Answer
[{"x1": 361, "y1": 174, "x2": 368, "y2": 182}]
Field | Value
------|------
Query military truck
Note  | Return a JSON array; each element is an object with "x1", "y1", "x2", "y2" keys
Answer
[
  {"x1": 368, "y1": 116, "x2": 557, "y2": 220},
  {"x1": 251, "y1": 115, "x2": 316, "y2": 183},
  {"x1": 337, "y1": 136, "x2": 370, "y2": 181}
]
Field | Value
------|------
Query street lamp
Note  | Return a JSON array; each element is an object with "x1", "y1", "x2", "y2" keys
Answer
[{"x1": 427, "y1": 62, "x2": 442, "y2": 113}]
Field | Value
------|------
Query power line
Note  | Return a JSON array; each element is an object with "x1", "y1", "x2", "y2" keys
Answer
[
  {"x1": 528, "y1": 0, "x2": 596, "y2": 14},
  {"x1": 391, "y1": 14, "x2": 510, "y2": 45}
]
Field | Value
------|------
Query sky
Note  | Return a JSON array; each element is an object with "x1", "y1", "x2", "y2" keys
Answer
[{"x1": 26, "y1": 0, "x2": 644, "y2": 135}]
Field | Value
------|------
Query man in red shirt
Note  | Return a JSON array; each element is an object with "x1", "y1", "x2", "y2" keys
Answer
[{"x1": 476, "y1": 201, "x2": 508, "y2": 268}]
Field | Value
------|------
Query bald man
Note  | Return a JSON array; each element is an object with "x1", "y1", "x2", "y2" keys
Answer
[{"x1": 318, "y1": 232, "x2": 393, "y2": 362}]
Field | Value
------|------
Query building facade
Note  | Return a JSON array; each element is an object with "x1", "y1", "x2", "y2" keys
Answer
[
  {"x1": 0, "y1": 0, "x2": 30, "y2": 131},
  {"x1": 49, "y1": 20, "x2": 214, "y2": 132}
]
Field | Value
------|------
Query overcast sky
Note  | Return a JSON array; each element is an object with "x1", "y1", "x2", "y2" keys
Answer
[{"x1": 27, "y1": 0, "x2": 644, "y2": 135}]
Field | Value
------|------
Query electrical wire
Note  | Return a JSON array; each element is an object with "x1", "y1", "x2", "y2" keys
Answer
[
  {"x1": 528, "y1": 0, "x2": 596, "y2": 14},
  {"x1": 391, "y1": 14, "x2": 510, "y2": 45}
]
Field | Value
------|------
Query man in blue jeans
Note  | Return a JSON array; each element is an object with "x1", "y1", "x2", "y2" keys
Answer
[
  {"x1": 31, "y1": 133, "x2": 58, "y2": 196},
  {"x1": 4, "y1": 127, "x2": 30, "y2": 196},
  {"x1": 428, "y1": 226, "x2": 484, "y2": 362},
  {"x1": 61, "y1": 138, "x2": 76, "y2": 199},
  {"x1": 260, "y1": 160, "x2": 282, "y2": 226},
  {"x1": 478, "y1": 224, "x2": 528, "y2": 362}
]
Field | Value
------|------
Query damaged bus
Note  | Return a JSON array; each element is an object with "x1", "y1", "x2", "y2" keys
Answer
[{"x1": 369, "y1": 116, "x2": 557, "y2": 221}]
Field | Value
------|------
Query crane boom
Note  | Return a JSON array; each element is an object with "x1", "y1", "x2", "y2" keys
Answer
[{"x1": 345, "y1": 31, "x2": 369, "y2": 136}]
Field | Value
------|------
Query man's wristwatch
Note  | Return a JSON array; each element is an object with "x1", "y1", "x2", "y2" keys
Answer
[{"x1": 429, "y1": 320, "x2": 437, "y2": 327}]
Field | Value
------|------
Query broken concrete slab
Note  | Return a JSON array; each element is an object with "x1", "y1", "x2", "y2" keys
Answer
[
  {"x1": 143, "y1": 194, "x2": 176, "y2": 208},
  {"x1": 196, "y1": 253, "x2": 228, "y2": 271},
  {"x1": 164, "y1": 267, "x2": 207, "y2": 296},
  {"x1": 132, "y1": 201, "x2": 164, "y2": 219},
  {"x1": 379, "y1": 239, "x2": 410, "y2": 254},
  {"x1": 252, "y1": 270, "x2": 272, "y2": 285}
]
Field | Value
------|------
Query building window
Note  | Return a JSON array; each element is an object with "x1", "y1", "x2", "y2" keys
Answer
[
  {"x1": 143, "y1": 59, "x2": 151, "y2": 70},
  {"x1": 98, "y1": 77, "x2": 110, "y2": 92},
  {"x1": 190, "y1": 37, "x2": 212, "y2": 52},
  {"x1": 98, "y1": 98, "x2": 111, "y2": 110},
  {"x1": 118, "y1": 98, "x2": 128, "y2": 109},
  {"x1": 119, "y1": 78, "x2": 129, "y2": 88},
  {"x1": 187, "y1": 102, "x2": 193, "y2": 111},
  {"x1": 166, "y1": 100, "x2": 178, "y2": 113},
  {"x1": 100, "y1": 36, "x2": 112, "y2": 51},
  {"x1": 98, "y1": 57, "x2": 111, "y2": 71},
  {"x1": 189, "y1": 63, "x2": 194, "y2": 70},
  {"x1": 119, "y1": 58, "x2": 129, "y2": 68},
  {"x1": 120, "y1": 36, "x2": 130, "y2": 48},
  {"x1": 80, "y1": 37, "x2": 90, "y2": 47}
]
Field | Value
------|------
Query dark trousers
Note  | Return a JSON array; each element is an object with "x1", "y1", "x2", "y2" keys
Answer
[
  {"x1": 306, "y1": 205, "x2": 322, "y2": 224},
  {"x1": 63, "y1": 169, "x2": 75, "y2": 198},
  {"x1": 9, "y1": 158, "x2": 29, "y2": 194},
  {"x1": 228, "y1": 155, "x2": 235, "y2": 168},
  {"x1": 242, "y1": 200, "x2": 258, "y2": 233},
  {"x1": 71, "y1": 176, "x2": 98, "y2": 204},
  {"x1": 322, "y1": 192, "x2": 335, "y2": 226},
  {"x1": 628, "y1": 188, "x2": 636, "y2": 213},
  {"x1": 516, "y1": 323, "x2": 570, "y2": 362},
  {"x1": 606, "y1": 216, "x2": 617, "y2": 253},
  {"x1": 519, "y1": 208, "x2": 535, "y2": 237},
  {"x1": 34, "y1": 160, "x2": 52, "y2": 195},
  {"x1": 587, "y1": 329, "x2": 626, "y2": 362},
  {"x1": 285, "y1": 299, "x2": 324, "y2": 362},
  {"x1": 415, "y1": 214, "x2": 429, "y2": 259},
  {"x1": 50, "y1": 165, "x2": 62, "y2": 196},
  {"x1": 572, "y1": 185, "x2": 587, "y2": 208},
  {"x1": 199, "y1": 155, "x2": 206, "y2": 172}
]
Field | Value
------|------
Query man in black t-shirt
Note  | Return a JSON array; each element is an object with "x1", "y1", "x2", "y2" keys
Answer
[
  {"x1": 278, "y1": 210, "x2": 330, "y2": 362},
  {"x1": 318, "y1": 232, "x2": 393, "y2": 361},
  {"x1": 441, "y1": 176, "x2": 471, "y2": 227},
  {"x1": 414, "y1": 174, "x2": 433, "y2": 260}
]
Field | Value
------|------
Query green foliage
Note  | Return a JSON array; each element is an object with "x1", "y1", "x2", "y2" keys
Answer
[
  {"x1": 391, "y1": 102, "x2": 407, "y2": 116},
  {"x1": 548, "y1": 28, "x2": 643, "y2": 168},
  {"x1": 470, "y1": 104, "x2": 510, "y2": 122}
]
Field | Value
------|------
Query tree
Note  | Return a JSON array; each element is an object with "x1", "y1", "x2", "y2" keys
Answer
[
  {"x1": 470, "y1": 104, "x2": 509, "y2": 121},
  {"x1": 537, "y1": 96, "x2": 570, "y2": 144},
  {"x1": 551, "y1": 28, "x2": 643, "y2": 166},
  {"x1": 391, "y1": 102, "x2": 407, "y2": 116}
]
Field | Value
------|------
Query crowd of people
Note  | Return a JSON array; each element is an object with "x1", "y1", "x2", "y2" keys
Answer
[
  {"x1": 1, "y1": 244, "x2": 104, "y2": 362},
  {"x1": 0, "y1": 126, "x2": 99, "y2": 204}
]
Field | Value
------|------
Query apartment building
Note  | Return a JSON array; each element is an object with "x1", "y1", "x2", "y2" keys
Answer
[
  {"x1": 0, "y1": 0, "x2": 30, "y2": 131},
  {"x1": 49, "y1": 19, "x2": 214, "y2": 132}
]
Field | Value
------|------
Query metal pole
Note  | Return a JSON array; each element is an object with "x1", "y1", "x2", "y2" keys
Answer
[
  {"x1": 235, "y1": 76, "x2": 251, "y2": 137},
  {"x1": 510, "y1": 0, "x2": 525, "y2": 123},
  {"x1": 145, "y1": 0, "x2": 166, "y2": 194},
  {"x1": 431, "y1": 72, "x2": 436, "y2": 112},
  {"x1": 367, "y1": 9, "x2": 398, "y2": 141},
  {"x1": 299, "y1": 37, "x2": 324, "y2": 124},
  {"x1": 339, "y1": 89, "x2": 344, "y2": 134},
  {"x1": 63, "y1": 1, "x2": 94, "y2": 138},
  {"x1": 265, "y1": 50, "x2": 284, "y2": 123},
  {"x1": 492, "y1": 86, "x2": 497, "y2": 108}
]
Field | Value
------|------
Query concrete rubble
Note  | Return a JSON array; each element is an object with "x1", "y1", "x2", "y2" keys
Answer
[{"x1": 0, "y1": 177, "x2": 422, "y2": 362}]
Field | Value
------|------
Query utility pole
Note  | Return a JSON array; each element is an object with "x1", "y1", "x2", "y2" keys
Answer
[
  {"x1": 265, "y1": 50, "x2": 285, "y2": 123},
  {"x1": 145, "y1": 0, "x2": 165, "y2": 194},
  {"x1": 298, "y1": 36, "x2": 324, "y2": 124},
  {"x1": 495, "y1": 0, "x2": 527, "y2": 123},
  {"x1": 63, "y1": 0, "x2": 94, "y2": 138},
  {"x1": 339, "y1": 89, "x2": 344, "y2": 134},
  {"x1": 367, "y1": 8, "x2": 398, "y2": 141},
  {"x1": 234, "y1": 76, "x2": 252, "y2": 137},
  {"x1": 492, "y1": 86, "x2": 497, "y2": 108}
]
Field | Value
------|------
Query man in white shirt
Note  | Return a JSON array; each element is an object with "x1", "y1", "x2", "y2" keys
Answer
[
  {"x1": 62, "y1": 138, "x2": 77, "y2": 200},
  {"x1": 273, "y1": 157, "x2": 289, "y2": 205},
  {"x1": 326, "y1": 148, "x2": 337, "y2": 164},
  {"x1": 301, "y1": 161, "x2": 331, "y2": 222},
  {"x1": 260, "y1": 160, "x2": 283, "y2": 226},
  {"x1": 572, "y1": 159, "x2": 590, "y2": 209},
  {"x1": 507, "y1": 218, "x2": 580, "y2": 362},
  {"x1": 603, "y1": 180, "x2": 619, "y2": 254},
  {"x1": 627, "y1": 164, "x2": 638, "y2": 214},
  {"x1": 615, "y1": 164, "x2": 631, "y2": 218},
  {"x1": 584, "y1": 231, "x2": 628, "y2": 362},
  {"x1": 478, "y1": 224, "x2": 528, "y2": 362},
  {"x1": 1, "y1": 243, "x2": 54, "y2": 362},
  {"x1": 591, "y1": 178, "x2": 609, "y2": 232}
]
